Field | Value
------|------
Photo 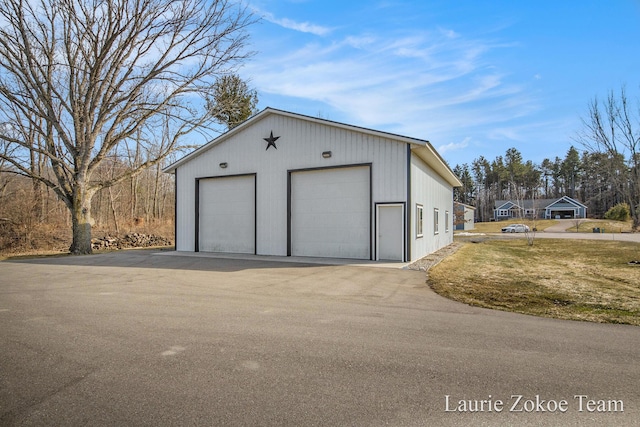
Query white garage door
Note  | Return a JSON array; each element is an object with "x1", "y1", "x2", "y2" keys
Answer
[
  {"x1": 290, "y1": 166, "x2": 370, "y2": 259},
  {"x1": 198, "y1": 175, "x2": 255, "y2": 253}
]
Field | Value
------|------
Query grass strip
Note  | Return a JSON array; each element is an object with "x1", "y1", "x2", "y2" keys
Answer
[{"x1": 428, "y1": 239, "x2": 640, "y2": 325}]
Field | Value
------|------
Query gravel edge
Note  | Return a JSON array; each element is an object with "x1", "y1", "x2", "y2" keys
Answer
[{"x1": 406, "y1": 241, "x2": 464, "y2": 272}]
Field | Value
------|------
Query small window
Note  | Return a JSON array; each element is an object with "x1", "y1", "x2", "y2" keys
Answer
[
  {"x1": 434, "y1": 208, "x2": 439, "y2": 234},
  {"x1": 416, "y1": 204, "x2": 423, "y2": 237},
  {"x1": 498, "y1": 209, "x2": 509, "y2": 216},
  {"x1": 445, "y1": 211, "x2": 449, "y2": 232}
]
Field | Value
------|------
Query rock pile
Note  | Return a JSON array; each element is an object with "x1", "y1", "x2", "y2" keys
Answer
[{"x1": 91, "y1": 233, "x2": 172, "y2": 250}]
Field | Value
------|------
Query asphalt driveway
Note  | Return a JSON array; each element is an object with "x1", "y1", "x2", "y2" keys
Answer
[{"x1": 1, "y1": 250, "x2": 638, "y2": 426}]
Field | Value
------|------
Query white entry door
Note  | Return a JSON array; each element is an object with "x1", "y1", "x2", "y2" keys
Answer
[{"x1": 377, "y1": 204, "x2": 404, "y2": 261}]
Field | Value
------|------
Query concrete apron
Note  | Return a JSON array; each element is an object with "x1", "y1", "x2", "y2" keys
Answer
[{"x1": 155, "y1": 250, "x2": 412, "y2": 269}]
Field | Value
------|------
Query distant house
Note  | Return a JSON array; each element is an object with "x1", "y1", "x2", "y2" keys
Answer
[
  {"x1": 454, "y1": 202, "x2": 475, "y2": 230},
  {"x1": 494, "y1": 196, "x2": 587, "y2": 221},
  {"x1": 544, "y1": 196, "x2": 588, "y2": 219}
]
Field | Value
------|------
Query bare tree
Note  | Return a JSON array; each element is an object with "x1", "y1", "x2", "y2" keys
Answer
[
  {"x1": 572, "y1": 218, "x2": 585, "y2": 233},
  {"x1": 0, "y1": 0, "x2": 255, "y2": 253},
  {"x1": 512, "y1": 179, "x2": 537, "y2": 246},
  {"x1": 523, "y1": 194, "x2": 537, "y2": 247},
  {"x1": 576, "y1": 86, "x2": 640, "y2": 230}
]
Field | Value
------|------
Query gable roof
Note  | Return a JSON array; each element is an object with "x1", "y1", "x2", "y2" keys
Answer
[
  {"x1": 495, "y1": 196, "x2": 587, "y2": 210},
  {"x1": 495, "y1": 200, "x2": 521, "y2": 210},
  {"x1": 544, "y1": 196, "x2": 587, "y2": 209},
  {"x1": 163, "y1": 107, "x2": 462, "y2": 187}
]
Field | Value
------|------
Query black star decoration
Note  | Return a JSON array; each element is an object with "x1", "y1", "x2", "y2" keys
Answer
[{"x1": 263, "y1": 131, "x2": 280, "y2": 150}]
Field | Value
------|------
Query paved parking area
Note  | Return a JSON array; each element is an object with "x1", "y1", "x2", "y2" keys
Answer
[{"x1": 1, "y1": 250, "x2": 639, "y2": 426}]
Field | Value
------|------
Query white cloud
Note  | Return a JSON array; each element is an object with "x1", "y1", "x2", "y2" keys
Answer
[
  {"x1": 245, "y1": 21, "x2": 542, "y2": 159},
  {"x1": 486, "y1": 118, "x2": 573, "y2": 142},
  {"x1": 258, "y1": 10, "x2": 332, "y2": 36},
  {"x1": 438, "y1": 137, "x2": 471, "y2": 154},
  {"x1": 438, "y1": 27, "x2": 460, "y2": 39},
  {"x1": 343, "y1": 35, "x2": 377, "y2": 49},
  {"x1": 255, "y1": 35, "x2": 513, "y2": 111}
]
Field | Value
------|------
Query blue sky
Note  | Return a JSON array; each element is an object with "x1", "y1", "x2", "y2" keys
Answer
[{"x1": 239, "y1": 0, "x2": 640, "y2": 167}]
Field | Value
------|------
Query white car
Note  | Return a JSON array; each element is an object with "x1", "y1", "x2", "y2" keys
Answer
[{"x1": 501, "y1": 223, "x2": 530, "y2": 233}]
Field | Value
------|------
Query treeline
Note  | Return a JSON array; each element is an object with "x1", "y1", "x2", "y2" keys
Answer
[
  {"x1": 453, "y1": 146, "x2": 629, "y2": 222},
  {"x1": 0, "y1": 157, "x2": 175, "y2": 252}
]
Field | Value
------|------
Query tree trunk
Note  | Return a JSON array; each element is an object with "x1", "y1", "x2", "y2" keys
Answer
[
  {"x1": 69, "y1": 186, "x2": 95, "y2": 254},
  {"x1": 631, "y1": 166, "x2": 640, "y2": 231},
  {"x1": 130, "y1": 175, "x2": 137, "y2": 222},
  {"x1": 630, "y1": 200, "x2": 640, "y2": 231},
  {"x1": 153, "y1": 163, "x2": 161, "y2": 219},
  {"x1": 108, "y1": 186, "x2": 120, "y2": 235}
]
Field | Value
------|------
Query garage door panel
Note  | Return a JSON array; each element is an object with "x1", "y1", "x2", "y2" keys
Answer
[
  {"x1": 291, "y1": 166, "x2": 370, "y2": 259},
  {"x1": 199, "y1": 175, "x2": 255, "y2": 254}
]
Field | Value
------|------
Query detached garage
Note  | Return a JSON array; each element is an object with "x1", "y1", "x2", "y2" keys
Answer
[{"x1": 164, "y1": 108, "x2": 461, "y2": 262}]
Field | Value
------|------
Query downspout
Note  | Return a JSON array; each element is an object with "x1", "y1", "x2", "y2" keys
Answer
[{"x1": 406, "y1": 145, "x2": 412, "y2": 262}]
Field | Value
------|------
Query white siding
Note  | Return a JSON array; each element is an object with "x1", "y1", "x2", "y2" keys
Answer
[
  {"x1": 463, "y1": 207, "x2": 475, "y2": 230},
  {"x1": 175, "y1": 114, "x2": 407, "y2": 255},
  {"x1": 410, "y1": 153, "x2": 454, "y2": 261}
]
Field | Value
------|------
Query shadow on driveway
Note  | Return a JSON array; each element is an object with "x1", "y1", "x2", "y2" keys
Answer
[
  {"x1": 2, "y1": 249, "x2": 327, "y2": 273},
  {"x1": 2, "y1": 248, "x2": 409, "y2": 273}
]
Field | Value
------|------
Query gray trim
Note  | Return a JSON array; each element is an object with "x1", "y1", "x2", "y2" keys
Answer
[
  {"x1": 406, "y1": 145, "x2": 412, "y2": 262},
  {"x1": 194, "y1": 177, "x2": 199, "y2": 252},
  {"x1": 174, "y1": 168, "x2": 178, "y2": 251},
  {"x1": 287, "y1": 172, "x2": 291, "y2": 256},
  {"x1": 369, "y1": 166, "x2": 373, "y2": 261}
]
